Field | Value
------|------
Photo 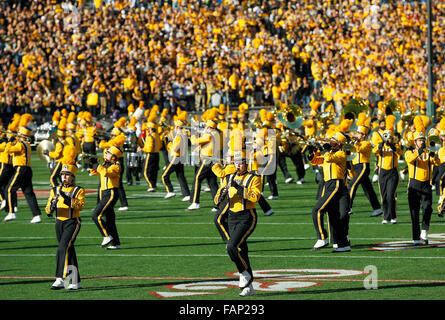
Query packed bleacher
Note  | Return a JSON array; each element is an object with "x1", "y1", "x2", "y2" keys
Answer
[{"x1": 0, "y1": 0, "x2": 444, "y2": 127}]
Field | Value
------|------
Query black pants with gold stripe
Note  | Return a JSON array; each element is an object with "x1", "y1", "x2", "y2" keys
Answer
[
  {"x1": 312, "y1": 179, "x2": 350, "y2": 247},
  {"x1": 378, "y1": 167, "x2": 399, "y2": 221},
  {"x1": 408, "y1": 179, "x2": 433, "y2": 241},
  {"x1": 214, "y1": 201, "x2": 230, "y2": 242},
  {"x1": 227, "y1": 209, "x2": 257, "y2": 275},
  {"x1": 190, "y1": 160, "x2": 218, "y2": 204},
  {"x1": 161, "y1": 156, "x2": 190, "y2": 197},
  {"x1": 6, "y1": 166, "x2": 41, "y2": 216},
  {"x1": 55, "y1": 218, "x2": 81, "y2": 280},
  {"x1": 91, "y1": 188, "x2": 120, "y2": 246},
  {"x1": 348, "y1": 163, "x2": 381, "y2": 211},
  {"x1": 0, "y1": 163, "x2": 14, "y2": 204},
  {"x1": 143, "y1": 152, "x2": 159, "y2": 189}
]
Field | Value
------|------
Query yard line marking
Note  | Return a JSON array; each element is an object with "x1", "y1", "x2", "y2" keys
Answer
[{"x1": 1, "y1": 253, "x2": 445, "y2": 259}]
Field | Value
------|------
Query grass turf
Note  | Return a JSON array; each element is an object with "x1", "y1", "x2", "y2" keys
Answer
[{"x1": 1, "y1": 151, "x2": 445, "y2": 301}]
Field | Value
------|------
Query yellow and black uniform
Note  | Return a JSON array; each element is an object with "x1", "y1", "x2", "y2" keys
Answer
[
  {"x1": 347, "y1": 135, "x2": 382, "y2": 215},
  {"x1": 90, "y1": 157, "x2": 121, "y2": 247},
  {"x1": 161, "y1": 127, "x2": 190, "y2": 198},
  {"x1": 79, "y1": 122, "x2": 97, "y2": 170},
  {"x1": 214, "y1": 167, "x2": 261, "y2": 281},
  {"x1": 45, "y1": 168, "x2": 85, "y2": 284},
  {"x1": 405, "y1": 140, "x2": 440, "y2": 242},
  {"x1": 188, "y1": 121, "x2": 220, "y2": 207},
  {"x1": 372, "y1": 135, "x2": 403, "y2": 222},
  {"x1": 4, "y1": 135, "x2": 41, "y2": 218},
  {"x1": 99, "y1": 129, "x2": 128, "y2": 208},
  {"x1": 310, "y1": 136, "x2": 351, "y2": 250},
  {"x1": 211, "y1": 162, "x2": 236, "y2": 242},
  {"x1": 0, "y1": 137, "x2": 14, "y2": 207},
  {"x1": 142, "y1": 123, "x2": 161, "y2": 191},
  {"x1": 48, "y1": 137, "x2": 66, "y2": 187}
]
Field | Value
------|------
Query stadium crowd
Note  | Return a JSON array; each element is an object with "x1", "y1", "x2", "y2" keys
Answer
[{"x1": 0, "y1": 0, "x2": 444, "y2": 126}]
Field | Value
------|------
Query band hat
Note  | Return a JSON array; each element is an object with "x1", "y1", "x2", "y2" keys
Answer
[
  {"x1": 356, "y1": 125, "x2": 368, "y2": 135},
  {"x1": 18, "y1": 126, "x2": 32, "y2": 137},
  {"x1": 413, "y1": 131, "x2": 426, "y2": 140},
  {"x1": 106, "y1": 145, "x2": 123, "y2": 158},
  {"x1": 206, "y1": 119, "x2": 218, "y2": 129},
  {"x1": 233, "y1": 150, "x2": 247, "y2": 163},
  {"x1": 146, "y1": 122, "x2": 156, "y2": 129},
  {"x1": 175, "y1": 119, "x2": 185, "y2": 127},
  {"x1": 332, "y1": 131, "x2": 347, "y2": 144},
  {"x1": 60, "y1": 164, "x2": 78, "y2": 176}
]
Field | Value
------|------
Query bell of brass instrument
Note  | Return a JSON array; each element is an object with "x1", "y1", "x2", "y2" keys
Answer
[
  {"x1": 276, "y1": 103, "x2": 304, "y2": 129},
  {"x1": 37, "y1": 139, "x2": 55, "y2": 163},
  {"x1": 427, "y1": 132, "x2": 441, "y2": 152}
]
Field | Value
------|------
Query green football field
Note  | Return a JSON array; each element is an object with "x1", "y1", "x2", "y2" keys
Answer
[{"x1": 1, "y1": 151, "x2": 445, "y2": 301}]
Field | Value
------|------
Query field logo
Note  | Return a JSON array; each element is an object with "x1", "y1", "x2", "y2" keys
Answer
[
  {"x1": 150, "y1": 268, "x2": 366, "y2": 298},
  {"x1": 63, "y1": 265, "x2": 79, "y2": 289}
]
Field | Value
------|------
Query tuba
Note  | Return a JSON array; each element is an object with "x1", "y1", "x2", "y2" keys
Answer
[{"x1": 276, "y1": 103, "x2": 304, "y2": 129}]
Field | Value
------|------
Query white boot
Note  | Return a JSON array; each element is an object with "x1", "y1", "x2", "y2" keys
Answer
[
  {"x1": 187, "y1": 203, "x2": 200, "y2": 211},
  {"x1": 239, "y1": 270, "x2": 252, "y2": 289},
  {"x1": 164, "y1": 192, "x2": 176, "y2": 199},
  {"x1": 0, "y1": 200, "x2": 5, "y2": 210},
  {"x1": 3, "y1": 213, "x2": 16, "y2": 222},
  {"x1": 239, "y1": 283, "x2": 254, "y2": 297},
  {"x1": 311, "y1": 239, "x2": 328, "y2": 251},
  {"x1": 30, "y1": 215, "x2": 41, "y2": 224},
  {"x1": 181, "y1": 196, "x2": 190, "y2": 202},
  {"x1": 51, "y1": 278, "x2": 65, "y2": 290},
  {"x1": 101, "y1": 235, "x2": 113, "y2": 248}
]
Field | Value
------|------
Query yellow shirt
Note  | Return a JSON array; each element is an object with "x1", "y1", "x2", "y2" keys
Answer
[
  {"x1": 143, "y1": 132, "x2": 161, "y2": 153},
  {"x1": 214, "y1": 171, "x2": 261, "y2": 212},
  {"x1": 45, "y1": 185, "x2": 85, "y2": 221},
  {"x1": 5, "y1": 141, "x2": 31, "y2": 167},
  {"x1": 49, "y1": 140, "x2": 65, "y2": 161},
  {"x1": 372, "y1": 143, "x2": 403, "y2": 170},
  {"x1": 0, "y1": 142, "x2": 13, "y2": 164},
  {"x1": 321, "y1": 150, "x2": 347, "y2": 181},
  {"x1": 94, "y1": 162, "x2": 121, "y2": 190},
  {"x1": 405, "y1": 149, "x2": 440, "y2": 182},
  {"x1": 352, "y1": 140, "x2": 372, "y2": 165}
]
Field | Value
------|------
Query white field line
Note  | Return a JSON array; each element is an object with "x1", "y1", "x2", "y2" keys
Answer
[{"x1": 1, "y1": 275, "x2": 445, "y2": 284}]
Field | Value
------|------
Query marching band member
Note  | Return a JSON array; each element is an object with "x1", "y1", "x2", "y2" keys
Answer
[
  {"x1": 372, "y1": 115, "x2": 403, "y2": 224},
  {"x1": 405, "y1": 117, "x2": 440, "y2": 245},
  {"x1": 48, "y1": 118, "x2": 67, "y2": 187},
  {"x1": 140, "y1": 113, "x2": 161, "y2": 193},
  {"x1": 0, "y1": 117, "x2": 19, "y2": 211},
  {"x1": 66, "y1": 112, "x2": 81, "y2": 159},
  {"x1": 258, "y1": 112, "x2": 279, "y2": 200},
  {"x1": 124, "y1": 117, "x2": 141, "y2": 186},
  {"x1": 46, "y1": 163, "x2": 85, "y2": 290},
  {"x1": 78, "y1": 112, "x2": 97, "y2": 171},
  {"x1": 370, "y1": 117, "x2": 386, "y2": 183},
  {"x1": 399, "y1": 119, "x2": 415, "y2": 181},
  {"x1": 310, "y1": 131, "x2": 351, "y2": 252},
  {"x1": 437, "y1": 123, "x2": 445, "y2": 204},
  {"x1": 98, "y1": 119, "x2": 129, "y2": 211},
  {"x1": 214, "y1": 149, "x2": 261, "y2": 297},
  {"x1": 89, "y1": 146, "x2": 123, "y2": 250},
  {"x1": 347, "y1": 113, "x2": 383, "y2": 217},
  {"x1": 161, "y1": 112, "x2": 191, "y2": 201},
  {"x1": 188, "y1": 112, "x2": 220, "y2": 211},
  {"x1": 3, "y1": 115, "x2": 42, "y2": 223},
  {"x1": 211, "y1": 156, "x2": 235, "y2": 243}
]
